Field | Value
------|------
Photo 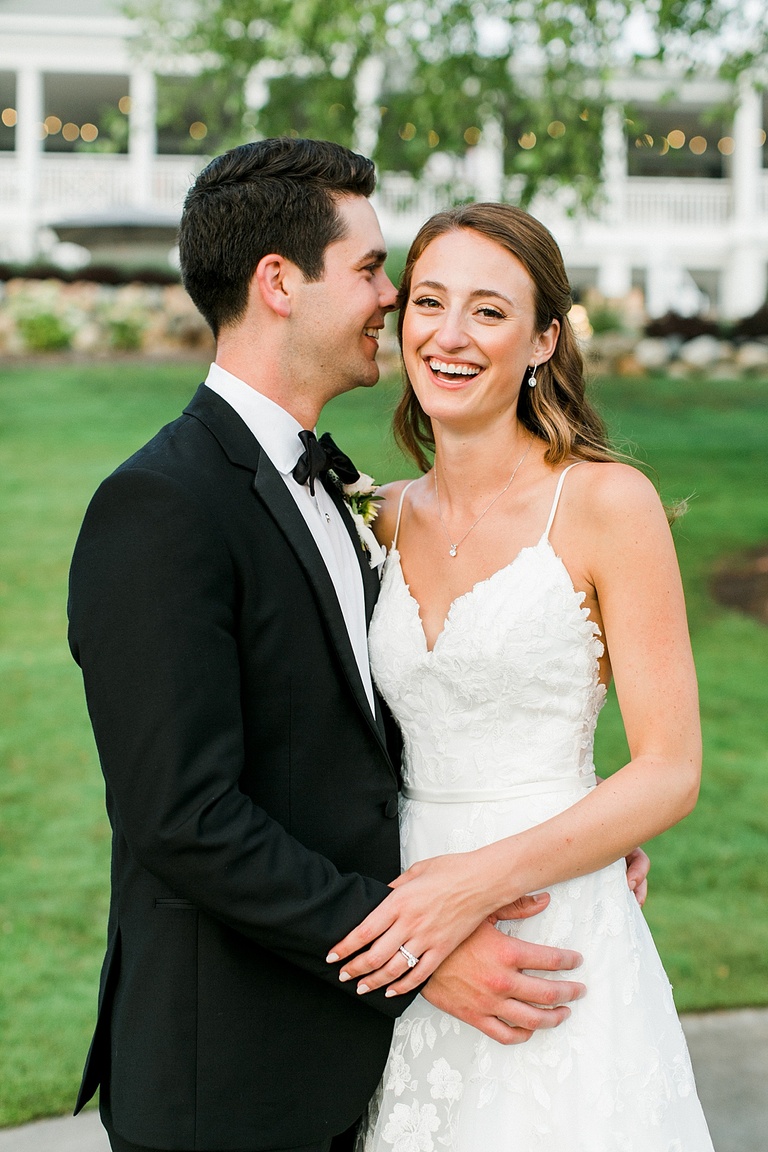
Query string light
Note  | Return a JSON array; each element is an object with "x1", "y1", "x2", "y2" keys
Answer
[
  {"x1": 62, "y1": 122, "x2": 80, "y2": 141},
  {"x1": 44, "y1": 115, "x2": 62, "y2": 134},
  {"x1": 1, "y1": 107, "x2": 17, "y2": 127},
  {"x1": 81, "y1": 123, "x2": 99, "y2": 142},
  {"x1": 717, "y1": 136, "x2": 735, "y2": 155},
  {"x1": 189, "y1": 121, "x2": 208, "y2": 140},
  {"x1": 463, "y1": 126, "x2": 481, "y2": 145},
  {"x1": 547, "y1": 120, "x2": 565, "y2": 138},
  {"x1": 518, "y1": 132, "x2": 536, "y2": 149},
  {"x1": 428, "y1": 130, "x2": 440, "y2": 147},
  {"x1": 667, "y1": 129, "x2": 685, "y2": 149},
  {"x1": 689, "y1": 135, "x2": 707, "y2": 155},
  {"x1": 118, "y1": 95, "x2": 131, "y2": 114},
  {"x1": 399, "y1": 122, "x2": 416, "y2": 140}
]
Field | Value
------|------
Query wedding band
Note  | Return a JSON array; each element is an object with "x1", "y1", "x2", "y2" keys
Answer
[{"x1": 398, "y1": 945, "x2": 420, "y2": 969}]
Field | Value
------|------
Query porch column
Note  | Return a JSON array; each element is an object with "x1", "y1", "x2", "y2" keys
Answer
[
  {"x1": 16, "y1": 66, "x2": 43, "y2": 260},
  {"x1": 721, "y1": 77, "x2": 765, "y2": 319},
  {"x1": 354, "y1": 56, "x2": 385, "y2": 159},
  {"x1": 597, "y1": 104, "x2": 631, "y2": 297},
  {"x1": 128, "y1": 67, "x2": 156, "y2": 208},
  {"x1": 465, "y1": 117, "x2": 504, "y2": 202}
]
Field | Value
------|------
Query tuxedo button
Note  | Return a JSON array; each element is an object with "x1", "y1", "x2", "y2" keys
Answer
[{"x1": 384, "y1": 798, "x2": 398, "y2": 819}]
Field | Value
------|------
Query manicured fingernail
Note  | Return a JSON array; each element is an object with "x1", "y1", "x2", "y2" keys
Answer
[
  {"x1": 357, "y1": 983, "x2": 370, "y2": 995},
  {"x1": 629, "y1": 880, "x2": 637, "y2": 890},
  {"x1": 339, "y1": 971, "x2": 351, "y2": 982},
  {"x1": 326, "y1": 952, "x2": 339, "y2": 963},
  {"x1": 385, "y1": 988, "x2": 399, "y2": 998}
]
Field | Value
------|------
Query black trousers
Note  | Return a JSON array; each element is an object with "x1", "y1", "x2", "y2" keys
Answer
[{"x1": 101, "y1": 1096, "x2": 358, "y2": 1152}]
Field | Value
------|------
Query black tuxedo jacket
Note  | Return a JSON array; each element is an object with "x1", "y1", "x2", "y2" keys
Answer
[{"x1": 68, "y1": 385, "x2": 414, "y2": 1151}]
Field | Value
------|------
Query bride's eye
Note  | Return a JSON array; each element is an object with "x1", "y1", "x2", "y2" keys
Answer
[
  {"x1": 477, "y1": 305, "x2": 505, "y2": 320},
  {"x1": 412, "y1": 296, "x2": 441, "y2": 309}
]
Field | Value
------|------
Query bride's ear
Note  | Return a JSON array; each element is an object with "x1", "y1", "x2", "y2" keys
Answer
[
  {"x1": 253, "y1": 254, "x2": 292, "y2": 319},
  {"x1": 534, "y1": 317, "x2": 560, "y2": 365}
]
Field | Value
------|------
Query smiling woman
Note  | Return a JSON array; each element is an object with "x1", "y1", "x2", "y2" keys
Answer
[{"x1": 328, "y1": 202, "x2": 716, "y2": 1151}]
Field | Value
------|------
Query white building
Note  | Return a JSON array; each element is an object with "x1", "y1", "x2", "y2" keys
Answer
[{"x1": 1, "y1": 0, "x2": 767, "y2": 318}]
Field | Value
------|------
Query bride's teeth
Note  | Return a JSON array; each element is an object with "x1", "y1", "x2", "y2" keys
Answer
[
  {"x1": 364, "y1": 328, "x2": 379, "y2": 339},
  {"x1": 428, "y1": 359, "x2": 481, "y2": 377}
]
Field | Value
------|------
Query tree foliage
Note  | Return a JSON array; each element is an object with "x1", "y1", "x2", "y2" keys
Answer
[{"x1": 124, "y1": 0, "x2": 768, "y2": 204}]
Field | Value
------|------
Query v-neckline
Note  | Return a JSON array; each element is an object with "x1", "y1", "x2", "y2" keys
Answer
[{"x1": 389, "y1": 538, "x2": 552, "y2": 655}]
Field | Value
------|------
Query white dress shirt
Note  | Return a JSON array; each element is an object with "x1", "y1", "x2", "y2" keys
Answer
[{"x1": 204, "y1": 364, "x2": 376, "y2": 715}]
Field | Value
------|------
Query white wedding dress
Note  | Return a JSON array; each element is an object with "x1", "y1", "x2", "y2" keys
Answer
[{"x1": 359, "y1": 465, "x2": 714, "y2": 1152}]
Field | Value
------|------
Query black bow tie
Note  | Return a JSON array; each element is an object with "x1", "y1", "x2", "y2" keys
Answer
[{"x1": 292, "y1": 430, "x2": 360, "y2": 497}]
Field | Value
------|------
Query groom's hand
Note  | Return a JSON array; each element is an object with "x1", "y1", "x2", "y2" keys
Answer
[{"x1": 421, "y1": 920, "x2": 585, "y2": 1046}]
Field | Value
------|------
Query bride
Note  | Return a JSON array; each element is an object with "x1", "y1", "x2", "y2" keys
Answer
[{"x1": 330, "y1": 204, "x2": 714, "y2": 1150}]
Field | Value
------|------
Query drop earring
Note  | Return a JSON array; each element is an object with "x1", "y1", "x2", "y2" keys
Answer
[{"x1": 528, "y1": 363, "x2": 538, "y2": 388}]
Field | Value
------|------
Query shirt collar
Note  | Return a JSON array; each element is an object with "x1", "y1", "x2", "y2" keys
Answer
[{"x1": 204, "y1": 363, "x2": 309, "y2": 476}]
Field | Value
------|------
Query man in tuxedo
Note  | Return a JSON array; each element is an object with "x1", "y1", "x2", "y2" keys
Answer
[{"x1": 68, "y1": 138, "x2": 619, "y2": 1152}]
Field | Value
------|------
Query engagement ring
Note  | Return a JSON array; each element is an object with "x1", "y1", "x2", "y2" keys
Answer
[{"x1": 398, "y1": 945, "x2": 419, "y2": 969}]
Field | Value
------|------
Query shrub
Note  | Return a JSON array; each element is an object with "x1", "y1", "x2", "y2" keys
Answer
[
  {"x1": 644, "y1": 312, "x2": 720, "y2": 342},
  {"x1": 588, "y1": 304, "x2": 625, "y2": 334},
  {"x1": 16, "y1": 312, "x2": 72, "y2": 352},
  {"x1": 107, "y1": 317, "x2": 144, "y2": 352},
  {"x1": 730, "y1": 303, "x2": 768, "y2": 342}
]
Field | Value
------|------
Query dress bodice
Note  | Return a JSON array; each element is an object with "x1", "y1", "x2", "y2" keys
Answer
[{"x1": 368, "y1": 467, "x2": 606, "y2": 797}]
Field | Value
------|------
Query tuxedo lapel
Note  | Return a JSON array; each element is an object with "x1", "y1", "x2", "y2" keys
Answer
[
  {"x1": 252, "y1": 457, "x2": 390, "y2": 756},
  {"x1": 184, "y1": 386, "x2": 390, "y2": 760},
  {"x1": 322, "y1": 477, "x2": 380, "y2": 631}
]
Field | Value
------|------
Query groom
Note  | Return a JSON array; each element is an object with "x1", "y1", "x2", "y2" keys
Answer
[{"x1": 69, "y1": 138, "x2": 615, "y2": 1152}]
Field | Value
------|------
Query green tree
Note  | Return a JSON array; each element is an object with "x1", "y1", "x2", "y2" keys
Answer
[{"x1": 124, "y1": 0, "x2": 768, "y2": 205}]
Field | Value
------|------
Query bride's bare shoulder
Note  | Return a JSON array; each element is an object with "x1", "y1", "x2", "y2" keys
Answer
[
  {"x1": 565, "y1": 460, "x2": 670, "y2": 541},
  {"x1": 374, "y1": 477, "x2": 421, "y2": 547}
]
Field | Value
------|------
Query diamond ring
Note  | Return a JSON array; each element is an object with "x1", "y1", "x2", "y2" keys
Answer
[{"x1": 398, "y1": 945, "x2": 420, "y2": 969}]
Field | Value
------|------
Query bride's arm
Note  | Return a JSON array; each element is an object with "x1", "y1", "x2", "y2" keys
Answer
[{"x1": 328, "y1": 464, "x2": 699, "y2": 995}]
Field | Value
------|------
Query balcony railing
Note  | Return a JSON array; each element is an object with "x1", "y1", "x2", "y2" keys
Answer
[
  {"x1": 0, "y1": 153, "x2": 203, "y2": 217},
  {"x1": 0, "y1": 154, "x2": 766, "y2": 239},
  {"x1": 623, "y1": 177, "x2": 732, "y2": 227}
]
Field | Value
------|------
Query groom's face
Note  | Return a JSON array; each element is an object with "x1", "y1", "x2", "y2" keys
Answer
[{"x1": 290, "y1": 196, "x2": 397, "y2": 400}]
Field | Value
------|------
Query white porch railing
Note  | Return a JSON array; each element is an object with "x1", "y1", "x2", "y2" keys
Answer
[
  {"x1": 0, "y1": 154, "x2": 765, "y2": 247},
  {"x1": 623, "y1": 177, "x2": 732, "y2": 227},
  {"x1": 0, "y1": 154, "x2": 203, "y2": 217}
]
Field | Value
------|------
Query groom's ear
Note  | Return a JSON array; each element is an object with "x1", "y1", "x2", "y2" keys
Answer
[{"x1": 253, "y1": 254, "x2": 293, "y2": 319}]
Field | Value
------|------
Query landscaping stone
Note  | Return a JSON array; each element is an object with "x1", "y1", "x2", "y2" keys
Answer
[
  {"x1": 634, "y1": 336, "x2": 673, "y2": 370},
  {"x1": 678, "y1": 334, "x2": 729, "y2": 368}
]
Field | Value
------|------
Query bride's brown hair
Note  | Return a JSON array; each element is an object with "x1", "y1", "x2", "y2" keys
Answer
[{"x1": 393, "y1": 202, "x2": 613, "y2": 473}]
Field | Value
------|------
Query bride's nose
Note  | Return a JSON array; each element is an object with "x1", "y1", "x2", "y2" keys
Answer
[{"x1": 434, "y1": 307, "x2": 470, "y2": 352}]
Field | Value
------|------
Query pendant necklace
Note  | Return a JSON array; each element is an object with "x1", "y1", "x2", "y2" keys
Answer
[{"x1": 434, "y1": 438, "x2": 533, "y2": 558}]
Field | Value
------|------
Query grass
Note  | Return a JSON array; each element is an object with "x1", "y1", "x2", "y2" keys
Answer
[{"x1": 0, "y1": 361, "x2": 766, "y2": 1125}]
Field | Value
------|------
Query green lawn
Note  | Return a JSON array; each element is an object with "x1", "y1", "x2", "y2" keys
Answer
[{"x1": 1, "y1": 362, "x2": 766, "y2": 1126}]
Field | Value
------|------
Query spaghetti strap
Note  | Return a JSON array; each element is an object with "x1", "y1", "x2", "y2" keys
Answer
[
  {"x1": 392, "y1": 480, "x2": 417, "y2": 550},
  {"x1": 543, "y1": 462, "x2": 583, "y2": 541}
]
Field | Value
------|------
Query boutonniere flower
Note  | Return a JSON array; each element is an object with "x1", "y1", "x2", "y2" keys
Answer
[{"x1": 342, "y1": 473, "x2": 387, "y2": 570}]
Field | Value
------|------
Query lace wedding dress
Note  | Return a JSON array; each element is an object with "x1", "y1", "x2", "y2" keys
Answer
[{"x1": 360, "y1": 465, "x2": 714, "y2": 1152}]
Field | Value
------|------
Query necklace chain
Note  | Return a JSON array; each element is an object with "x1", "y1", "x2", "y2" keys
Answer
[{"x1": 434, "y1": 439, "x2": 533, "y2": 558}]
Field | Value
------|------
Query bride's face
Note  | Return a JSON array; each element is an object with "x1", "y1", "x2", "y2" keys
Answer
[{"x1": 401, "y1": 228, "x2": 558, "y2": 434}]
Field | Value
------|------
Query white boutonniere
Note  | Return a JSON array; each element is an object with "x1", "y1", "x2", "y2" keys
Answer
[{"x1": 342, "y1": 473, "x2": 387, "y2": 570}]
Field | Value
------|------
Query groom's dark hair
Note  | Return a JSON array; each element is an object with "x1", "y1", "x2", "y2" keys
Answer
[{"x1": 179, "y1": 137, "x2": 376, "y2": 337}]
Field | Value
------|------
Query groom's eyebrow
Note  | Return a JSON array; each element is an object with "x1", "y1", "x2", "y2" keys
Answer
[{"x1": 357, "y1": 248, "x2": 388, "y2": 267}]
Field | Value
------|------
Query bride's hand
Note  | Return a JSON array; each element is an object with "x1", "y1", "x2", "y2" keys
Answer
[{"x1": 326, "y1": 853, "x2": 550, "y2": 996}]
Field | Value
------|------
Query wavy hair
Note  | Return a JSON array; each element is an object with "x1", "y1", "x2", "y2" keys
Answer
[{"x1": 393, "y1": 202, "x2": 613, "y2": 473}]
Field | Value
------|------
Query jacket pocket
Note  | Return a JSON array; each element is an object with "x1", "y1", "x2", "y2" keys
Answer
[{"x1": 153, "y1": 897, "x2": 197, "y2": 909}]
